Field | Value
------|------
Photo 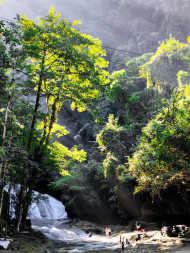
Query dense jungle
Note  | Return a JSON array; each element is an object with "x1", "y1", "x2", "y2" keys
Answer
[{"x1": 0, "y1": 1, "x2": 190, "y2": 251}]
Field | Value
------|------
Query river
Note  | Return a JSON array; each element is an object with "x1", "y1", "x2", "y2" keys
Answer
[
  {"x1": 28, "y1": 192, "x2": 122, "y2": 252},
  {"x1": 31, "y1": 218, "x2": 122, "y2": 253},
  {"x1": 28, "y1": 192, "x2": 190, "y2": 253}
]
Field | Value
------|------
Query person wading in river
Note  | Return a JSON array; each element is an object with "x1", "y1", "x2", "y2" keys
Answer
[
  {"x1": 105, "y1": 227, "x2": 112, "y2": 236},
  {"x1": 121, "y1": 237, "x2": 124, "y2": 251},
  {"x1": 136, "y1": 221, "x2": 141, "y2": 241}
]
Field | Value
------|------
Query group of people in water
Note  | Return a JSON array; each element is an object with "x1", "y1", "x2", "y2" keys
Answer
[
  {"x1": 120, "y1": 235, "x2": 131, "y2": 250},
  {"x1": 89, "y1": 221, "x2": 143, "y2": 251},
  {"x1": 105, "y1": 221, "x2": 143, "y2": 251}
]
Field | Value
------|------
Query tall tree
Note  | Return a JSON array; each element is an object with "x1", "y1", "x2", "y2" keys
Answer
[
  {"x1": 14, "y1": 7, "x2": 108, "y2": 232},
  {"x1": 0, "y1": 20, "x2": 29, "y2": 222}
]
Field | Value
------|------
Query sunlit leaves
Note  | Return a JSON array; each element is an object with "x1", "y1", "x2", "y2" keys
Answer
[
  {"x1": 47, "y1": 141, "x2": 86, "y2": 172},
  {"x1": 140, "y1": 36, "x2": 190, "y2": 93},
  {"x1": 36, "y1": 122, "x2": 69, "y2": 138},
  {"x1": 128, "y1": 85, "x2": 190, "y2": 195},
  {"x1": 52, "y1": 124, "x2": 69, "y2": 137},
  {"x1": 0, "y1": 8, "x2": 110, "y2": 205},
  {"x1": 96, "y1": 114, "x2": 121, "y2": 152},
  {"x1": 52, "y1": 164, "x2": 86, "y2": 191},
  {"x1": 96, "y1": 114, "x2": 130, "y2": 181},
  {"x1": 19, "y1": 7, "x2": 108, "y2": 112},
  {"x1": 107, "y1": 53, "x2": 152, "y2": 104},
  {"x1": 178, "y1": 70, "x2": 190, "y2": 88},
  {"x1": 15, "y1": 7, "x2": 109, "y2": 171},
  {"x1": 48, "y1": 6, "x2": 60, "y2": 20}
]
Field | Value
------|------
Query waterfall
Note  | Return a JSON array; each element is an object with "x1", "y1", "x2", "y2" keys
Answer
[
  {"x1": 27, "y1": 191, "x2": 68, "y2": 220},
  {"x1": 74, "y1": 123, "x2": 90, "y2": 144},
  {"x1": 5, "y1": 186, "x2": 67, "y2": 220},
  {"x1": 77, "y1": 123, "x2": 90, "y2": 136}
]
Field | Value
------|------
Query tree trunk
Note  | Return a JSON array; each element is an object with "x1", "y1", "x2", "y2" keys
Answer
[
  {"x1": 36, "y1": 96, "x2": 59, "y2": 160},
  {"x1": 15, "y1": 52, "x2": 46, "y2": 234},
  {"x1": 0, "y1": 91, "x2": 11, "y2": 219},
  {"x1": 45, "y1": 96, "x2": 59, "y2": 146},
  {"x1": 27, "y1": 73, "x2": 44, "y2": 151},
  {"x1": 35, "y1": 95, "x2": 51, "y2": 161},
  {"x1": 15, "y1": 176, "x2": 27, "y2": 234}
]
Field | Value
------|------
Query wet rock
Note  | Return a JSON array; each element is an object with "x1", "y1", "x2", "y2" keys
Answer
[
  {"x1": 127, "y1": 220, "x2": 136, "y2": 232},
  {"x1": 185, "y1": 228, "x2": 190, "y2": 238},
  {"x1": 73, "y1": 220, "x2": 104, "y2": 234}
]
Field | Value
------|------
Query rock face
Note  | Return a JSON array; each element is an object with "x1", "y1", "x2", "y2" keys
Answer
[
  {"x1": 57, "y1": 102, "x2": 94, "y2": 150},
  {"x1": 35, "y1": 100, "x2": 121, "y2": 224}
]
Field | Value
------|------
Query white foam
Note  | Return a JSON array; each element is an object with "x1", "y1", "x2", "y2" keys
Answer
[{"x1": 27, "y1": 191, "x2": 68, "y2": 220}]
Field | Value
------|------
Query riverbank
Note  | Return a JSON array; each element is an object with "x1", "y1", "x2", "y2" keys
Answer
[{"x1": 0, "y1": 230, "x2": 53, "y2": 253}]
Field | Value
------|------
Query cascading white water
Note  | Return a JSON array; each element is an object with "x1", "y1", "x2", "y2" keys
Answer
[
  {"x1": 5, "y1": 187, "x2": 119, "y2": 252},
  {"x1": 27, "y1": 191, "x2": 68, "y2": 220},
  {"x1": 28, "y1": 191, "x2": 120, "y2": 252},
  {"x1": 5, "y1": 186, "x2": 67, "y2": 220},
  {"x1": 74, "y1": 123, "x2": 90, "y2": 144}
]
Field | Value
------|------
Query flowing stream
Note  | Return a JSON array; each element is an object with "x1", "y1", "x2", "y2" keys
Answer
[{"x1": 28, "y1": 193, "x2": 121, "y2": 253}]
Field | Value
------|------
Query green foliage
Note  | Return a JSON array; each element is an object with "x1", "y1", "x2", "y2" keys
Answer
[
  {"x1": 107, "y1": 69, "x2": 127, "y2": 101},
  {"x1": 0, "y1": 7, "x2": 109, "y2": 228},
  {"x1": 128, "y1": 93, "x2": 138, "y2": 102},
  {"x1": 125, "y1": 88, "x2": 163, "y2": 126},
  {"x1": 103, "y1": 152, "x2": 118, "y2": 180},
  {"x1": 140, "y1": 36, "x2": 190, "y2": 96},
  {"x1": 96, "y1": 114, "x2": 121, "y2": 152},
  {"x1": 0, "y1": 22, "x2": 34, "y2": 214},
  {"x1": 107, "y1": 53, "x2": 152, "y2": 109},
  {"x1": 52, "y1": 164, "x2": 86, "y2": 191},
  {"x1": 97, "y1": 53, "x2": 164, "y2": 187},
  {"x1": 96, "y1": 115, "x2": 130, "y2": 181},
  {"x1": 128, "y1": 85, "x2": 190, "y2": 195},
  {"x1": 98, "y1": 37, "x2": 190, "y2": 201},
  {"x1": 8, "y1": 6, "x2": 109, "y2": 168},
  {"x1": 16, "y1": 7, "x2": 109, "y2": 155},
  {"x1": 36, "y1": 122, "x2": 69, "y2": 139},
  {"x1": 178, "y1": 70, "x2": 190, "y2": 88},
  {"x1": 41, "y1": 141, "x2": 86, "y2": 175},
  {"x1": 19, "y1": 7, "x2": 109, "y2": 113},
  {"x1": 51, "y1": 159, "x2": 105, "y2": 192}
]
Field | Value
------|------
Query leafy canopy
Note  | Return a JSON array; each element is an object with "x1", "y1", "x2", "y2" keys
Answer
[
  {"x1": 16, "y1": 7, "x2": 110, "y2": 173},
  {"x1": 128, "y1": 85, "x2": 190, "y2": 195},
  {"x1": 139, "y1": 36, "x2": 190, "y2": 96},
  {"x1": 107, "y1": 53, "x2": 152, "y2": 103},
  {"x1": 19, "y1": 7, "x2": 109, "y2": 113}
]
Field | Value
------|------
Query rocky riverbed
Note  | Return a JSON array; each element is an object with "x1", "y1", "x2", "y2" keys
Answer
[{"x1": 0, "y1": 220, "x2": 190, "y2": 252}]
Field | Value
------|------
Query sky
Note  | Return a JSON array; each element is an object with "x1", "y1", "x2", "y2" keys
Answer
[
  {"x1": 0, "y1": 0, "x2": 124, "y2": 49},
  {"x1": 0, "y1": 0, "x2": 109, "y2": 43},
  {"x1": 0, "y1": 0, "x2": 78, "y2": 21}
]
